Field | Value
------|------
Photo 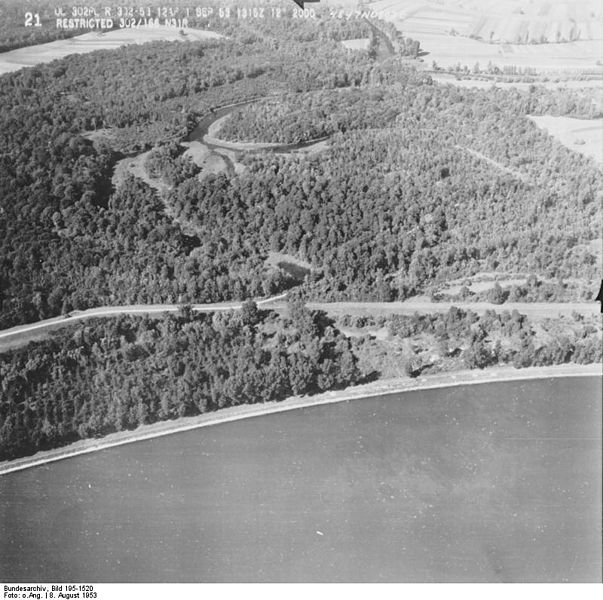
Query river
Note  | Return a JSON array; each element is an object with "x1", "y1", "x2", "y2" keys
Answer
[
  {"x1": 0, "y1": 377, "x2": 600, "y2": 582},
  {"x1": 186, "y1": 99, "x2": 331, "y2": 154}
]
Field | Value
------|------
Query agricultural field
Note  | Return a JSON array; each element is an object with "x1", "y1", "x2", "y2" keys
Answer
[
  {"x1": 369, "y1": 0, "x2": 603, "y2": 73},
  {"x1": 370, "y1": 0, "x2": 602, "y2": 43},
  {"x1": 0, "y1": 26, "x2": 223, "y2": 75}
]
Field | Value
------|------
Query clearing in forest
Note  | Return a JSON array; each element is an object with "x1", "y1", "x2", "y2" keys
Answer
[
  {"x1": 341, "y1": 38, "x2": 371, "y2": 51},
  {"x1": 528, "y1": 115, "x2": 603, "y2": 166}
]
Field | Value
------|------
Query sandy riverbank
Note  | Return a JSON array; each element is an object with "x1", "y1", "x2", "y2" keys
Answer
[{"x1": 0, "y1": 362, "x2": 599, "y2": 476}]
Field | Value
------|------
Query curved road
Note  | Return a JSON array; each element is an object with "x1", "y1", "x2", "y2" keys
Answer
[{"x1": 0, "y1": 294, "x2": 287, "y2": 344}]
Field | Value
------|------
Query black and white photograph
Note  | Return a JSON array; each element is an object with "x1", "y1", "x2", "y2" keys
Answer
[{"x1": 0, "y1": 0, "x2": 601, "y2": 587}]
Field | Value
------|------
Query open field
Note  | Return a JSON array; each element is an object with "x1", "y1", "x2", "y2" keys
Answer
[
  {"x1": 370, "y1": 0, "x2": 602, "y2": 44},
  {"x1": 529, "y1": 115, "x2": 603, "y2": 165},
  {"x1": 0, "y1": 26, "x2": 223, "y2": 75},
  {"x1": 111, "y1": 149, "x2": 168, "y2": 192},
  {"x1": 341, "y1": 38, "x2": 371, "y2": 50},
  {"x1": 370, "y1": 0, "x2": 603, "y2": 73},
  {"x1": 413, "y1": 33, "x2": 601, "y2": 72},
  {"x1": 181, "y1": 141, "x2": 233, "y2": 177},
  {"x1": 0, "y1": 362, "x2": 599, "y2": 476}
]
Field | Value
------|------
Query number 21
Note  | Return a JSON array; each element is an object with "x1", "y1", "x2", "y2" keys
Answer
[{"x1": 25, "y1": 12, "x2": 42, "y2": 27}]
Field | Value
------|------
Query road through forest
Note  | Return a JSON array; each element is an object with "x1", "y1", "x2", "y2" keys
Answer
[{"x1": 0, "y1": 296, "x2": 598, "y2": 351}]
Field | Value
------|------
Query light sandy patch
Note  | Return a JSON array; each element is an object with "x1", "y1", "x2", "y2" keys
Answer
[
  {"x1": 291, "y1": 139, "x2": 331, "y2": 155},
  {"x1": 181, "y1": 140, "x2": 238, "y2": 177},
  {"x1": 202, "y1": 153, "x2": 229, "y2": 176},
  {"x1": 341, "y1": 38, "x2": 371, "y2": 51},
  {"x1": 371, "y1": 326, "x2": 391, "y2": 341},
  {"x1": 529, "y1": 115, "x2": 603, "y2": 166},
  {"x1": 112, "y1": 149, "x2": 168, "y2": 193},
  {"x1": 81, "y1": 128, "x2": 116, "y2": 145},
  {"x1": 181, "y1": 141, "x2": 212, "y2": 167},
  {"x1": 0, "y1": 26, "x2": 223, "y2": 75},
  {"x1": 266, "y1": 252, "x2": 312, "y2": 271},
  {"x1": 0, "y1": 362, "x2": 599, "y2": 476}
]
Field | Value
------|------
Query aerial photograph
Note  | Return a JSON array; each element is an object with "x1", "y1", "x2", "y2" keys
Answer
[{"x1": 0, "y1": 0, "x2": 601, "y2": 585}]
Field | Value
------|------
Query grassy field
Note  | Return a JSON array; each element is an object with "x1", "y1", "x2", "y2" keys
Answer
[
  {"x1": 370, "y1": 0, "x2": 602, "y2": 43},
  {"x1": 341, "y1": 38, "x2": 371, "y2": 50},
  {"x1": 529, "y1": 115, "x2": 603, "y2": 165},
  {"x1": 0, "y1": 26, "x2": 223, "y2": 75},
  {"x1": 369, "y1": 0, "x2": 603, "y2": 74}
]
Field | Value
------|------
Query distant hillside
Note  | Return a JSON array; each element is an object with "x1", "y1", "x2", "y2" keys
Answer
[{"x1": 368, "y1": 0, "x2": 603, "y2": 44}]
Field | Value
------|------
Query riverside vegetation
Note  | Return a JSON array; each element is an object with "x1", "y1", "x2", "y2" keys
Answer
[
  {"x1": 1, "y1": 300, "x2": 601, "y2": 461},
  {"x1": 0, "y1": 10, "x2": 601, "y2": 461}
]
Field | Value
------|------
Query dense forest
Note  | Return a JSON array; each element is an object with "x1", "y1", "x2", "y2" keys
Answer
[
  {"x1": 167, "y1": 83, "x2": 601, "y2": 302},
  {"x1": 218, "y1": 88, "x2": 403, "y2": 144},
  {"x1": 0, "y1": 19, "x2": 382, "y2": 330},
  {"x1": 0, "y1": 302, "x2": 360, "y2": 460},
  {"x1": 0, "y1": 11, "x2": 600, "y2": 326}
]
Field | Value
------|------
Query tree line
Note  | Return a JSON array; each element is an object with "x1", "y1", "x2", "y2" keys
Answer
[{"x1": 0, "y1": 302, "x2": 360, "y2": 461}]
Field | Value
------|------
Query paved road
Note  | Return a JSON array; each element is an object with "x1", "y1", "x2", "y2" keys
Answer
[
  {"x1": 0, "y1": 296, "x2": 597, "y2": 346},
  {"x1": 0, "y1": 294, "x2": 287, "y2": 342}
]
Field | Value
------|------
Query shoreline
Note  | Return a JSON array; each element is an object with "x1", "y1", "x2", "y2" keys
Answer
[{"x1": 0, "y1": 363, "x2": 600, "y2": 476}]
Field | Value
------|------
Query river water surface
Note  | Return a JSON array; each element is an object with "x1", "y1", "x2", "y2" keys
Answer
[{"x1": 1, "y1": 377, "x2": 601, "y2": 582}]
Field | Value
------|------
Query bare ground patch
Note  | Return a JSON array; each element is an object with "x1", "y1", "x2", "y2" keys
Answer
[
  {"x1": 112, "y1": 150, "x2": 168, "y2": 194},
  {"x1": 341, "y1": 38, "x2": 371, "y2": 51},
  {"x1": 528, "y1": 115, "x2": 603, "y2": 166}
]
